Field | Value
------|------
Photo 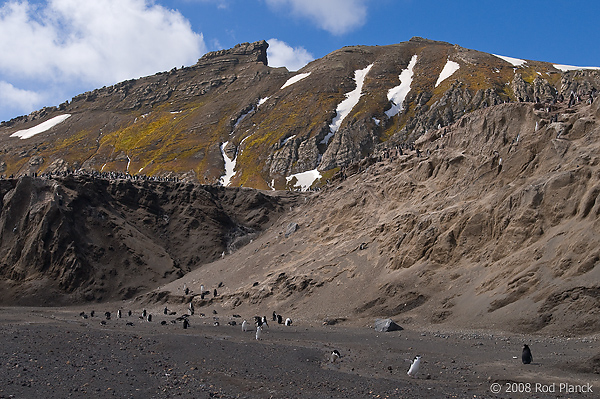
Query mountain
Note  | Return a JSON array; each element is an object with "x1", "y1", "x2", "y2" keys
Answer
[
  {"x1": 150, "y1": 94, "x2": 600, "y2": 335},
  {"x1": 1, "y1": 39, "x2": 600, "y2": 334},
  {"x1": 1, "y1": 38, "x2": 599, "y2": 190}
]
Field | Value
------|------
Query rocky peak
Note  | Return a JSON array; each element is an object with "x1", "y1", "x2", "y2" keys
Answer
[{"x1": 197, "y1": 40, "x2": 269, "y2": 66}]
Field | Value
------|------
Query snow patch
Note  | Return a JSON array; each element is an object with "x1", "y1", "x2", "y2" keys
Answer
[
  {"x1": 280, "y1": 72, "x2": 311, "y2": 90},
  {"x1": 258, "y1": 97, "x2": 270, "y2": 107},
  {"x1": 322, "y1": 63, "x2": 374, "y2": 145},
  {"x1": 553, "y1": 64, "x2": 600, "y2": 72},
  {"x1": 10, "y1": 114, "x2": 71, "y2": 139},
  {"x1": 234, "y1": 107, "x2": 254, "y2": 129},
  {"x1": 286, "y1": 169, "x2": 321, "y2": 191},
  {"x1": 385, "y1": 55, "x2": 418, "y2": 118},
  {"x1": 219, "y1": 141, "x2": 237, "y2": 187},
  {"x1": 494, "y1": 54, "x2": 526, "y2": 67},
  {"x1": 435, "y1": 59, "x2": 460, "y2": 87},
  {"x1": 281, "y1": 135, "x2": 296, "y2": 146}
]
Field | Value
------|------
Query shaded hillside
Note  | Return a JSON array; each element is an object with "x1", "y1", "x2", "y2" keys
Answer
[
  {"x1": 151, "y1": 97, "x2": 600, "y2": 335},
  {"x1": 0, "y1": 175, "x2": 298, "y2": 305},
  {"x1": 1, "y1": 38, "x2": 599, "y2": 190}
]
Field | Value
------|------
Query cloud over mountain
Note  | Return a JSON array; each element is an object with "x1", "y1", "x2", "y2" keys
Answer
[
  {"x1": 265, "y1": 0, "x2": 369, "y2": 35},
  {"x1": 267, "y1": 38, "x2": 314, "y2": 71},
  {"x1": 0, "y1": 0, "x2": 206, "y2": 118}
]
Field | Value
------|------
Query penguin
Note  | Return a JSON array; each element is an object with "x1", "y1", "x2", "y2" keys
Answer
[
  {"x1": 188, "y1": 302, "x2": 194, "y2": 316},
  {"x1": 90, "y1": 310, "x2": 95, "y2": 317},
  {"x1": 285, "y1": 318, "x2": 292, "y2": 326},
  {"x1": 163, "y1": 307, "x2": 168, "y2": 315},
  {"x1": 242, "y1": 320, "x2": 249, "y2": 332},
  {"x1": 407, "y1": 355, "x2": 422, "y2": 377},
  {"x1": 254, "y1": 316, "x2": 262, "y2": 327},
  {"x1": 330, "y1": 350, "x2": 341, "y2": 363},
  {"x1": 255, "y1": 325, "x2": 262, "y2": 340},
  {"x1": 117, "y1": 309, "x2": 122, "y2": 319},
  {"x1": 200, "y1": 284, "x2": 205, "y2": 293},
  {"x1": 272, "y1": 311, "x2": 277, "y2": 321},
  {"x1": 277, "y1": 314, "x2": 283, "y2": 324},
  {"x1": 183, "y1": 319, "x2": 189, "y2": 329},
  {"x1": 147, "y1": 314, "x2": 152, "y2": 322},
  {"x1": 261, "y1": 316, "x2": 269, "y2": 328},
  {"x1": 128, "y1": 310, "x2": 132, "y2": 317},
  {"x1": 142, "y1": 309, "x2": 147, "y2": 318},
  {"x1": 213, "y1": 289, "x2": 218, "y2": 297},
  {"x1": 105, "y1": 311, "x2": 111, "y2": 320},
  {"x1": 522, "y1": 344, "x2": 533, "y2": 364}
]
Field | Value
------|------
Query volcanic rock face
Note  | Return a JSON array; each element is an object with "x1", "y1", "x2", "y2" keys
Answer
[
  {"x1": 0, "y1": 175, "x2": 298, "y2": 305},
  {"x1": 1, "y1": 38, "x2": 598, "y2": 190}
]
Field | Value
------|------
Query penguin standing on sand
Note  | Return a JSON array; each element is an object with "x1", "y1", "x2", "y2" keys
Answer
[
  {"x1": 255, "y1": 326, "x2": 262, "y2": 340},
  {"x1": 330, "y1": 350, "x2": 341, "y2": 363},
  {"x1": 242, "y1": 320, "x2": 249, "y2": 332},
  {"x1": 522, "y1": 344, "x2": 533, "y2": 364},
  {"x1": 407, "y1": 355, "x2": 421, "y2": 377}
]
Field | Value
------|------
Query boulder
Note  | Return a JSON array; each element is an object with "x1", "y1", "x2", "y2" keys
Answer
[
  {"x1": 285, "y1": 222, "x2": 299, "y2": 238},
  {"x1": 374, "y1": 318, "x2": 403, "y2": 332}
]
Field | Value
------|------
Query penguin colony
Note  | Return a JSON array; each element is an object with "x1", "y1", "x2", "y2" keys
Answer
[{"x1": 78, "y1": 280, "x2": 538, "y2": 378}]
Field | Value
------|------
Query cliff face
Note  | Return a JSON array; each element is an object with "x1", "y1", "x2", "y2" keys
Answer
[
  {"x1": 0, "y1": 175, "x2": 298, "y2": 305},
  {"x1": 1, "y1": 38, "x2": 598, "y2": 190}
]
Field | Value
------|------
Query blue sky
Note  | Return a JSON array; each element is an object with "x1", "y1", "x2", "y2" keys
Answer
[{"x1": 1, "y1": 0, "x2": 599, "y2": 123}]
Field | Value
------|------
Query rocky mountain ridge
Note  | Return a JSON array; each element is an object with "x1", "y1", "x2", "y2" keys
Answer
[{"x1": 1, "y1": 38, "x2": 599, "y2": 190}]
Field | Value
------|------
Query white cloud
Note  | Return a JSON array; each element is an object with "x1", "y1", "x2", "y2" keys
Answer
[
  {"x1": 265, "y1": 0, "x2": 369, "y2": 35},
  {"x1": 0, "y1": 81, "x2": 43, "y2": 111},
  {"x1": 267, "y1": 38, "x2": 314, "y2": 71},
  {"x1": 191, "y1": 0, "x2": 230, "y2": 9},
  {"x1": 0, "y1": 0, "x2": 206, "y2": 121}
]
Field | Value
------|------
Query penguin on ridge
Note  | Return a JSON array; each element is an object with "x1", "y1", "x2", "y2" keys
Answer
[{"x1": 407, "y1": 355, "x2": 421, "y2": 377}]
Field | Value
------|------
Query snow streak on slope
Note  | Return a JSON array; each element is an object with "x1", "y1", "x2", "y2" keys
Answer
[
  {"x1": 10, "y1": 114, "x2": 71, "y2": 139},
  {"x1": 385, "y1": 55, "x2": 417, "y2": 118},
  {"x1": 321, "y1": 63, "x2": 374, "y2": 145},
  {"x1": 494, "y1": 54, "x2": 526, "y2": 67},
  {"x1": 280, "y1": 72, "x2": 311, "y2": 90},
  {"x1": 435, "y1": 59, "x2": 460, "y2": 87},
  {"x1": 219, "y1": 141, "x2": 237, "y2": 186}
]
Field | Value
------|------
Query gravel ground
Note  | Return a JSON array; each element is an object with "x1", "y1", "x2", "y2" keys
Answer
[{"x1": 1, "y1": 306, "x2": 599, "y2": 399}]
